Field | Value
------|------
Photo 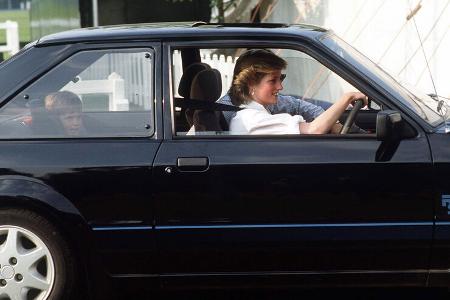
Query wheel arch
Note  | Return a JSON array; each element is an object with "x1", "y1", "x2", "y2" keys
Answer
[
  {"x1": 0, "y1": 175, "x2": 96, "y2": 298},
  {"x1": 0, "y1": 175, "x2": 90, "y2": 235}
]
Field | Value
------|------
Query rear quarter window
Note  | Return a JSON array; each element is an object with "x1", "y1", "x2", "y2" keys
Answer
[{"x1": 0, "y1": 49, "x2": 154, "y2": 139}]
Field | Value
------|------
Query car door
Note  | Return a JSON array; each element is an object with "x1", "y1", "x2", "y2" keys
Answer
[
  {"x1": 427, "y1": 133, "x2": 450, "y2": 285},
  {"x1": 0, "y1": 43, "x2": 162, "y2": 276},
  {"x1": 153, "y1": 42, "x2": 433, "y2": 287}
]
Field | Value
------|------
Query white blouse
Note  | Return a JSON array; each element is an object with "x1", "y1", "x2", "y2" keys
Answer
[{"x1": 230, "y1": 101, "x2": 305, "y2": 135}]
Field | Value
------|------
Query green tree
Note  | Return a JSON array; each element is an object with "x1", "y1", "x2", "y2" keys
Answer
[{"x1": 211, "y1": 0, "x2": 238, "y2": 22}]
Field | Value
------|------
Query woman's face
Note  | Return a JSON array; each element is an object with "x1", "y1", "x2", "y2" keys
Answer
[{"x1": 249, "y1": 70, "x2": 284, "y2": 106}]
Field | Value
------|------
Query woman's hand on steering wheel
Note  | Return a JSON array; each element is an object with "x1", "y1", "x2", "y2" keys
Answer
[{"x1": 340, "y1": 93, "x2": 368, "y2": 134}]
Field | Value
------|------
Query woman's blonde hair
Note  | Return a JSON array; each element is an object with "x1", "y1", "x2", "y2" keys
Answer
[{"x1": 229, "y1": 49, "x2": 287, "y2": 106}]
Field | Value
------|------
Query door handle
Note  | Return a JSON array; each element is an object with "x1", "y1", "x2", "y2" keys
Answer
[{"x1": 176, "y1": 157, "x2": 209, "y2": 172}]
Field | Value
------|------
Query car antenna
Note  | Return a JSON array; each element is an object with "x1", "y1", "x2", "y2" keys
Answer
[{"x1": 408, "y1": 1, "x2": 448, "y2": 130}]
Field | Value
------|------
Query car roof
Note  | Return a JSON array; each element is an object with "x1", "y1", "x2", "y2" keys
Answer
[{"x1": 36, "y1": 22, "x2": 329, "y2": 46}]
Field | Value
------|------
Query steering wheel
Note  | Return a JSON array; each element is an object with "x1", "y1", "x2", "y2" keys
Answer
[{"x1": 340, "y1": 99, "x2": 365, "y2": 134}]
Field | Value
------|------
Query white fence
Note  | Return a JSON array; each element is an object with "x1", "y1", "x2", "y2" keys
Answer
[
  {"x1": 64, "y1": 52, "x2": 152, "y2": 111},
  {"x1": 63, "y1": 72, "x2": 129, "y2": 111},
  {"x1": 0, "y1": 21, "x2": 19, "y2": 57},
  {"x1": 201, "y1": 52, "x2": 235, "y2": 96}
]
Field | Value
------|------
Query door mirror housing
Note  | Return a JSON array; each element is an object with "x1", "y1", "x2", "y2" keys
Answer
[{"x1": 376, "y1": 110, "x2": 416, "y2": 141}]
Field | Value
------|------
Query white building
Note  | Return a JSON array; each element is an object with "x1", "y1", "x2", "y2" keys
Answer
[{"x1": 228, "y1": 0, "x2": 450, "y2": 98}]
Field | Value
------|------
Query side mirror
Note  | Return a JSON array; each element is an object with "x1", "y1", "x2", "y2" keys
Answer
[
  {"x1": 376, "y1": 110, "x2": 414, "y2": 141},
  {"x1": 376, "y1": 110, "x2": 402, "y2": 141}
]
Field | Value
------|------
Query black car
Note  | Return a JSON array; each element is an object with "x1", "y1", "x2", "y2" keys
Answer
[{"x1": 0, "y1": 22, "x2": 449, "y2": 300}]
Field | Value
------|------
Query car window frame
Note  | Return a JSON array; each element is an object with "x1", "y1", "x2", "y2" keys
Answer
[
  {"x1": 163, "y1": 38, "x2": 423, "y2": 141},
  {"x1": 0, "y1": 42, "x2": 163, "y2": 140}
]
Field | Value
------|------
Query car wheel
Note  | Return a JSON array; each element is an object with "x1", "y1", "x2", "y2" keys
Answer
[{"x1": 0, "y1": 209, "x2": 75, "y2": 300}]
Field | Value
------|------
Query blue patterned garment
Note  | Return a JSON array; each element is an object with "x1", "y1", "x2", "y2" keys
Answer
[{"x1": 217, "y1": 94, "x2": 325, "y2": 125}]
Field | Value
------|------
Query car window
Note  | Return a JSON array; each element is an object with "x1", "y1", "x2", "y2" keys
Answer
[
  {"x1": 320, "y1": 34, "x2": 441, "y2": 126},
  {"x1": 171, "y1": 47, "x2": 372, "y2": 137},
  {"x1": 275, "y1": 48, "x2": 357, "y2": 109},
  {"x1": 0, "y1": 49, "x2": 154, "y2": 138}
]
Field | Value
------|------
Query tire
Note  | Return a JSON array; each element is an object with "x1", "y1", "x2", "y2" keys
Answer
[{"x1": 0, "y1": 209, "x2": 76, "y2": 300}]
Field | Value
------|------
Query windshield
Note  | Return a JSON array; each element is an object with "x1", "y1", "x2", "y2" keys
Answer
[{"x1": 319, "y1": 33, "x2": 443, "y2": 127}]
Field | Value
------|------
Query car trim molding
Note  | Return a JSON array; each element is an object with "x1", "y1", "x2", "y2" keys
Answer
[
  {"x1": 92, "y1": 226, "x2": 153, "y2": 231},
  {"x1": 155, "y1": 222, "x2": 433, "y2": 230},
  {"x1": 93, "y1": 222, "x2": 436, "y2": 231},
  {"x1": 434, "y1": 222, "x2": 450, "y2": 226},
  {"x1": 158, "y1": 269, "x2": 429, "y2": 277}
]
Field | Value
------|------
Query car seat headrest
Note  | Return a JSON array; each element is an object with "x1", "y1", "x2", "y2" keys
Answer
[
  {"x1": 190, "y1": 69, "x2": 222, "y2": 103},
  {"x1": 178, "y1": 62, "x2": 211, "y2": 98}
]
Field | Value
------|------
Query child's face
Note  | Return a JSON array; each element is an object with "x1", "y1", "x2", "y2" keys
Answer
[{"x1": 59, "y1": 109, "x2": 82, "y2": 136}]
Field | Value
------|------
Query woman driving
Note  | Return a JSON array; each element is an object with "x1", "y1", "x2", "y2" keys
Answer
[{"x1": 229, "y1": 49, "x2": 368, "y2": 135}]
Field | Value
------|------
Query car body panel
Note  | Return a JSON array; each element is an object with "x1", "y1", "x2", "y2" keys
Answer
[{"x1": 425, "y1": 134, "x2": 450, "y2": 286}]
